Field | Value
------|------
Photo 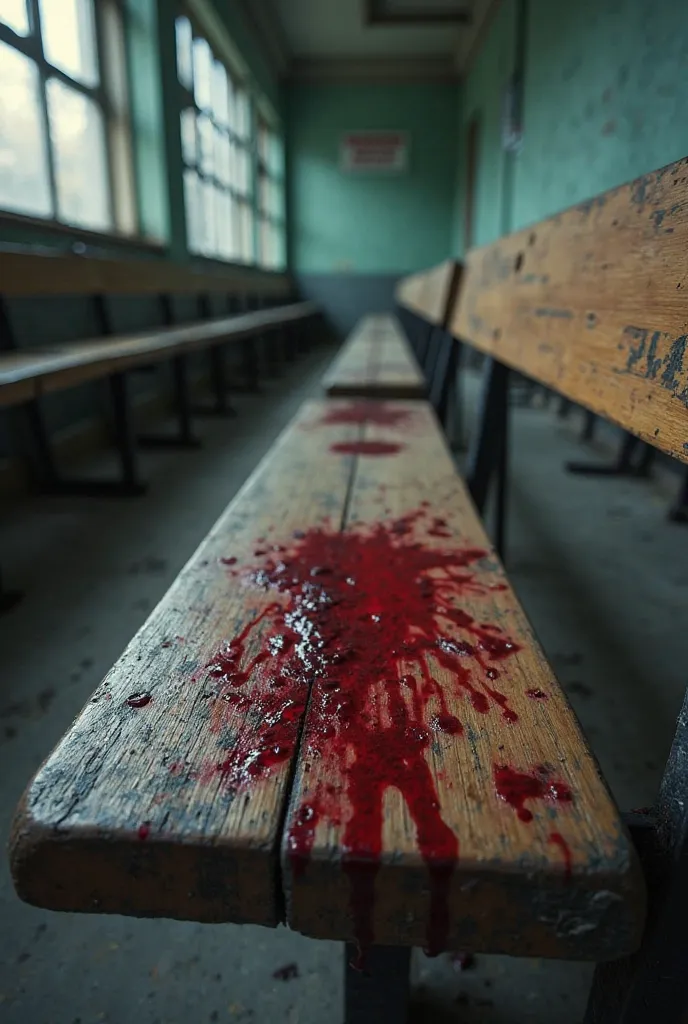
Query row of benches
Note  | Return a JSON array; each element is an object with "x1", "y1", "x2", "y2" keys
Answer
[
  {"x1": 10, "y1": 153, "x2": 688, "y2": 1022},
  {"x1": 0, "y1": 249, "x2": 320, "y2": 608}
]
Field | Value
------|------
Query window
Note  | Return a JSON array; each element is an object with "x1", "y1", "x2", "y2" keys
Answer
[
  {"x1": 257, "y1": 121, "x2": 285, "y2": 270},
  {"x1": 0, "y1": 0, "x2": 138, "y2": 234},
  {"x1": 176, "y1": 14, "x2": 254, "y2": 264}
]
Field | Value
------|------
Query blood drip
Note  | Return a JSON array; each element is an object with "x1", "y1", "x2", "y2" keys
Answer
[{"x1": 330, "y1": 440, "x2": 404, "y2": 457}]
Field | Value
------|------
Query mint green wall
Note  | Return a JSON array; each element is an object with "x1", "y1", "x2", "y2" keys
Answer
[
  {"x1": 288, "y1": 83, "x2": 459, "y2": 275},
  {"x1": 455, "y1": 0, "x2": 688, "y2": 251},
  {"x1": 454, "y1": 1, "x2": 516, "y2": 252}
]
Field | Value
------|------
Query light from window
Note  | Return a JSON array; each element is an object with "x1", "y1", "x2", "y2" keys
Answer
[
  {"x1": 257, "y1": 122, "x2": 285, "y2": 270},
  {"x1": 0, "y1": 0, "x2": 138, "y2": 234},
  {"x1": 176, "y1": 15, "x2": 256, "y2": 265},
  {"x1": 0, "y1": 0, "x2": 28, "y2": 35}
]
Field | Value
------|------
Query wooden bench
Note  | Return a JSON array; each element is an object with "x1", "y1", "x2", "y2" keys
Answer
[
  {"x1": 10, "y1": 393, "x2": 644, "y2": 1020},
  {"x1": 322, "y1": 313, "x2": 426, "y2": 401}
]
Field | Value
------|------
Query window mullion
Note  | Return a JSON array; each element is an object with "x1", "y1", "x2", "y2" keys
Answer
[
  {"x1": 27, "y1": 0, "x2": 59, "y2": 221},
  {"x1": 92, "y1": 0, "x2": 117, "y2": 230}
]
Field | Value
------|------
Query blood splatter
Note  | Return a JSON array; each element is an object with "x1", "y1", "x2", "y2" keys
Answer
[
  {"x1": 126, "y1": 693, "x2": 152, "y2": 709},
  {"x1": 493, "y1": 764, "x2": 573, "y2": 823},
  {"x1": 525, "y1": 688, "x2": 549, "y2": 700},
  {"x1": 314, "y1": 401, "x2": 413, "y2": 429},
  {"x1": 137, "y1": 823, "x2": 150, "y2": 841},
  {"x1": 330, "y1": 440, "x2": 404, "y2": 457},
  {"x1": 196, "y1": 509, "x2": 522, "y2": 957},
  {"x1": 549, "y1": 831, "x2": 572, "y2": 879}
]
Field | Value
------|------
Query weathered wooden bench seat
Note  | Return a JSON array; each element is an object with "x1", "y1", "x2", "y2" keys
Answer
[
  {"x1": 10, "y1": 398, "x2": 644, "y2": 966},
  {"x1": 0, "y1": 301, "x2": 317, "y2": 402},
  {"x1": 323, "y1": 314, "x2": 425, "y2": 400}
]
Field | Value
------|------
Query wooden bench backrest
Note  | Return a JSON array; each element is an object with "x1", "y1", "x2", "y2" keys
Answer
[
  {"x1": 0, "y1": 249, "x2": 291, "y2": 299},
  {"x1": 450, "y1": 156, "x2": 688, "y2": 465},
  {"x1": 396, "y1": 259, "x2": 462, "y2": 329}
]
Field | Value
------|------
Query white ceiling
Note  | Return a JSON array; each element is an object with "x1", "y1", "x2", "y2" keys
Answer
[{"x1": 241, "y1": 0, "x2": 497, "y2": 76}]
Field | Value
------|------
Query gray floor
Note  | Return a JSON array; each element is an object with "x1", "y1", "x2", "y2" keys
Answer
[{"x1": 1, "y1": 355, "x2": 686, "y2": 1024}]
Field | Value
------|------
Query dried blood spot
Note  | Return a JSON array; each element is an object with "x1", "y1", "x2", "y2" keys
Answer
[
  {"x1": 126, "y1": 693, "x2": 152, "y2": 709},
  {"x1": 314, "y1": 401, "x2": 413, "y2": 429},
  {"x1": 494, "y1": 764, "x2": 573, "y2": 823},
  {"x1": 330, "y1": 441, "x2": 404, "y2": 457}
]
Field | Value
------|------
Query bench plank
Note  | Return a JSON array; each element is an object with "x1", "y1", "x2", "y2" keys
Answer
[
  {"x1": 451, "y1": 156, "x2": 688, "y2": 462},
  {"x1": 323, "y1": 315, "x2": 425, "y2": 399},
  {"x1": 0, "y1": 303, "x2": 317, "y2": 401},
  {"x1": 10, "y1": 407, "x2": 354, "y2": 924},
  {"x1": 395, "y1": 260, "x2": 461, "y2": 327},
  {"x1": 280, "y1": 401, "x2": 644, "y2": 961}
]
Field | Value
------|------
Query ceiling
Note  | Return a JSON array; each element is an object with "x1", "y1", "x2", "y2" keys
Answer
[{"x1": 241, "y1": 0, "x2": 498, "y2": 81}]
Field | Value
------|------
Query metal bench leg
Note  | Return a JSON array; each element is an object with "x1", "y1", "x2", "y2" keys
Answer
[
  {"x1": 467, "y1": 357, "x2": 510, "y2": 560},
  {"x1": 584, "y1": 688, "x2": 688, "y2": 1023},
  {"x1": 668, "y1": 469, "x2": 688, "y2": 524},
  {"x1": 567, "y1": 432, "x2": 654, "y2": 477},
  {"x1": 344, "y1": 945, "x2": 411, "y2": 1024},
  {"x1": 138, "y1": 354, "x2": 201, "y2": 449},
  {"x1": 241, "y1": 337, "x2": 260, "y2": 392},
  {"x1": 558, "y1": 396, "x2": 573, "y2": 418},
  {"x1": 25, "y1": 386, "x2": 145, "y2": 498},
  {"x1": 193, "y1": 346, "x2": 236, "y2": 417}
]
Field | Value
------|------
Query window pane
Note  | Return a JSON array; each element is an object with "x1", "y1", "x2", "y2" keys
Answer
[
  {"x1": 102, "y1": 0, "x2": 129, "y2": 116},
  {"x1": 216, "y1": 188, "x2": 230, "y2": 260},
  {"x1": 0, "y1": 41, "x2": 52, "y2": 217},
  {"x1": 201, "y1": 178, "x2": 215, "y2": 255},
  {"x1": 183, "y1": 167, "x2": 201, "y2": 252},
  {"x1": 47, "y1": 77, "x2": 111, "y2": 230},
  {"x1": 0, "y1": 0, "x2": 29, "y2": 34},
  {"x1": 175, "y1": 16, "x2": 193, "y2": 90},
  {"x1": 212, "y1": 60, "x2": 228, "y2": 126},
  {"x1": 180, "y1": 107, "x2": 196, "y2": 166},
  {"x1": 39, "y1": 0, "x2": 99, "y2": 87},
  {"x1": 192, "y1": 36, "x2": 212, "y2": 111},
  {"x1": 226, "y1": 76, "x2": 236, "y2": 133},
  {"x1": 215, "y1": 128, "x2": 229, "y2": 186},
  {"x1": 240, "y1": 200, "x2": 253, "y2": 263},
  {"x1": 197, "y1": 114, "x2": 213, "y2": 176}
]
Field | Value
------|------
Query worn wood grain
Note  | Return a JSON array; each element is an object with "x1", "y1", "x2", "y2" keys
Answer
[
  {"x1": 395, "y1": 260, "x2": 462, "y2": 328},
  {"x1": 0, "y1": 303, "x2": 317, "y2": 403},
  {"x1": 281, "y1": 401, "x2": 644, "y2": 960},
  {"x1": 10, "y1": 402, "x2": 354, "y2": 924},
  {"x1": 0, "y1": 249, "x2": 292, "y2": 298},
  {"x1": 450, "y1": 156, "x2": 688, "y2": 462},
  {"x1": 323, "y1": 314, "x2": 426, "y2": 399}
]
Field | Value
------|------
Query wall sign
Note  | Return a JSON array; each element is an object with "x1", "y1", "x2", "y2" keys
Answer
[{"x1": 340, "y1": 131, "x2": 410, "y2": 174}]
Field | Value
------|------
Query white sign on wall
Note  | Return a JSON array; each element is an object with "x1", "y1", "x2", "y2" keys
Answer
[{"x1": 340, "y1": 131, "x2": 410, "y2": 174}]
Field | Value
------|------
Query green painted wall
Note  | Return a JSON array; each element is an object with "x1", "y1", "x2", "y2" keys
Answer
[
  {"x1": 454, "y1": 0, "x2": 516, "y2": 252},
  {"x1": 456, "y1": 0, "x2": 688, "y2": 251},
  {"x1": 288, "y1": 83, "x2": 459, "y2": 275}
]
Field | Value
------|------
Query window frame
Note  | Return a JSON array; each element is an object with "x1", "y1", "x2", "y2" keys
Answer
[
  {"x1": 0, "y1": 0, "x2": 141, "y2": 239},
  {"x1": 256, "y1": 118, "x2": 286, "y2": 271},
  {"x1": 175, "y1": 11, "x2": 256, "y2": 266}
]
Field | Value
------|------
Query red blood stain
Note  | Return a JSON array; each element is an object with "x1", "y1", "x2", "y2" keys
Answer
[
  {"x1": 549, "y1": 831, "x2": 572, "y2": 879},
  {"x1": 126, "y1": 692, "x2": 152, "y2": 709},
  {"x1": 525, "y1": 688, "x2": 549, "y2": 701},
  {"x1": 428, "y1": 517, "x2": 452, "y2": 539},
  {"x1": 137, "y1": 823, "x2": 150, "y2": 841},
  {"x1": 330, "y1": 440, "x2": 404, "y2": 457},
  {"x1": 195, "y1": 510, "x2": 522, "y2": 957},
  {"x1": 494, "y1": 764, "x2": 573, "y2": 824},
  {"x1": 221, "y1": 556, "x2": 237, "y2": 566},
  {"x1": 314, "y1": 401, "x2": 413, "y2": 429}
]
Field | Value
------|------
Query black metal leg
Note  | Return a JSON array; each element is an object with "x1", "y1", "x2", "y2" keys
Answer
[
  {"x1": 558, "y1": 396, "x2": 573, "y2": 418},
  {"x1": 581, "y1": 409, "x2": 597, "y2": 443},
  {"x1": 25, "y1": 398, "x2": 59, "y2": 489},
  {"x1": 668, "y1": 469, "x2": 688, "y2": 524},
  {"x1": 344, "y1": 945, "x2": 411, "y2": 1024},
  {"x1": 241, "y1": 337, "x2": 260, "y2": 392},
  {"x1": 109, "y1": 374, "x2": 146, "y2": 495},
  {"x1": 567, "y1": 432, "x2": 654, "y2": 477},
  {"x1": 139, "y1": 354, "x2": 201, "y2": 448},
  {"x1": 584, "y1": 687, "x2": 688, "y2": 1023},
  {"x1": 467, "y1": 359, "x2": 510, "y2": 560},
  {"x1": 193, "y1": 346, "x2": 236, "y2": 417}
]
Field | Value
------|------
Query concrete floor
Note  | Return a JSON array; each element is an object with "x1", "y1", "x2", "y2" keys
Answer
[{"x1": 1, "y1": 352, "x2": 686, "y2": 1024}]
